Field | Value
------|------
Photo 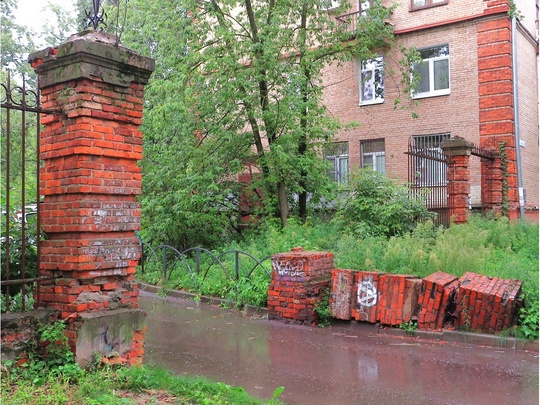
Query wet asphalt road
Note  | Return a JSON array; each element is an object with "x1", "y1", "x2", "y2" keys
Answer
[{"x1": 139, "y1": 291, "x2": 539, "y2": 405}]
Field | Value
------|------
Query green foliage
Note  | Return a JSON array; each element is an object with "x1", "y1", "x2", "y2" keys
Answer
[
  {"x1": 1, "y1": 210, "x2": 39, "y2": 312},
  {"x1": 516, "y1": 286, "x2": 539, "y2": 341},
  {"x1": 118, "y1": 0, "x2": 412, "y2": 243},
  {"x1": 314, "y1": 288, "x2": 332, "y2": 327},
  {"x1": 2, "y1": 321, "x2": 83, "y2": 388},
  {"x1": 332, "y1": 168, "x2": 435, "y2": 238},
  {"x1": 399, "y1": 320, "x2": 418, "y2": 335}
]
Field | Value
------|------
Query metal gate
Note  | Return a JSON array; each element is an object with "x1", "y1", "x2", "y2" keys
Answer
[
  {"x1": 1, "y1": 71, "x2": 57, "y2": 312},
  {"x1": 406, "y1": 136, "x2": 454, "y2": 227}
]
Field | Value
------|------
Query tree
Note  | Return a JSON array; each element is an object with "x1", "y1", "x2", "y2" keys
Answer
[
  {"x1": 0, "y1": 0, "x2": 36, "y2": 76},
  {"x1": 120, "y1": 0, "x2": 407, "y2": 247}
]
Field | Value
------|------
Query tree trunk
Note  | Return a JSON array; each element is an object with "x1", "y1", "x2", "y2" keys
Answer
[{"x1": 277, "y1": 181, "x2": 288, "y2": 226}]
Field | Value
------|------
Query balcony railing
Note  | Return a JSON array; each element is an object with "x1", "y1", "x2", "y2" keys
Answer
[
  {"x1": 335, "y1": 7, "x2": 392, "y2": 33},
  {"x1": 335, "y1": 11, "x2": 365, "y2": 32}
]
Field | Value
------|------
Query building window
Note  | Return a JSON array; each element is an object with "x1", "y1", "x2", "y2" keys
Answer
[
  {"x1": 325, "y1": 142, "x2": 349, "y2": 184},
  {"x1": 412, "y1": 44, "x2": 450, "y2": 99},
  {"x1": 359, "y1": 57, "x2": 384, "y2": 105},
  {"x1": 361, "y1": 139, "x2": 385, "y2": 174},
  {"x1": 412, "y1": 134, "x2": 450, "y2": 186},
  {"x1": 322, "y1": 0, "x2": 341, "y2": 10},
  {"x1": 359, "y1": 0, "x2": 372, "y2": 16},
  {"x1": 411, "y1": 0, "x2": 448, "y2": 11}
]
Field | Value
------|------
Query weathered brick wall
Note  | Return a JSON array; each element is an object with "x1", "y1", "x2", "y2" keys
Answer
[
  {"x1": 330, "y1": 269, "x2": 421, "y2": 326},
  {"x1": 268, "y1": 248, "x2": 333, "y2": 324},
  {"x1": 388, "y1": 0, "x2": 487, "y2": 32},
  {"x1": 0, "y1": 310, "x2": 59, "y2": 365}
]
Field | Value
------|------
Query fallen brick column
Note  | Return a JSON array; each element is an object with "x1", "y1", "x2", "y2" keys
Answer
[
  {"x1": 29, "y1": 30, "x2": 154, "y2": 365},
  {"x1": 377, "y1": 274, "x2": 420, "y2": 326},
  {"x1": 417, "y1": 271, "x2": 459, "y2": 331},
  {"x1": 268, "y1": 248, "x2": 333, "y2": 324},
  {"x1": 352, "y1": 271, "x2": 384, "y2": 323},
  {"x1": 456, "y1": 272, "x2": 523, "y2": 333},
  {"x1": 329, "y1": 269, "x2": 355, "y2": 320}
]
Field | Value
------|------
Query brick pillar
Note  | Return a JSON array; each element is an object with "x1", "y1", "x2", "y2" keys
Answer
[
  {"x1": 29, "y1": 31, "x2": 154, "y2": 366},
  {"x1": 268, "y1": 247, "x2": 333, "y2": 324},
  {"x1": 477, "y1": 14, "x2": 519, "y2": 218},
  {"x1": 441, "y1": 138, "x2": 473, "y2": 224},
  {"x1": 481, "y1": 155, "x2": 503, "y2": 214}
]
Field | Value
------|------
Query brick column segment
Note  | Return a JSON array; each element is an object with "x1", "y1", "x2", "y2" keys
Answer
[
  {"x1": 477, "y1": 13, "x2": 519, "y2": 218},
  {"x1": 377, "y1": 274, "x2": 419, "y2": 326},
  {"x1": 352, "y1": 271, "x2": 384, "y2": 323},
  {"x1": 441, "y1": 137, "x2": 473, "y2": 224},
  {"x1": 330, "y1": 269, "x2": 355, "y2": 320},
  {"x1": 269, "y1": 247, "x2": 333, "y2": 325},
  {"x1": 29, "y1": 31, "x2": 154, "y2": 359},
  {"x1": 481, "y1": 155, "x2": 503, "y2": 214},
  {"x1": 456, "y1": 272, "x2": 522, "y2": 334},
  {"x1": 417, "y1": 271, "x2": 459, "y2": 331}
]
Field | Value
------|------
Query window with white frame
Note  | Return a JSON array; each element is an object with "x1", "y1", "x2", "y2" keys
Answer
[
  {"x1": 412, "y1": 134, "x2": 450, "y2": 186},
  {"x1": 411, "y1": 0, "x2": 448, "y2": 11},
  {"x1": 359, "y1": 57, "x2": 384, "y2": 105},
  {"x1": 412, "y1": 44, "x2": 450, "y2": 99},
  {"x1": 361, "y1": 139, "x2": 386, "y2": 174},
  {"x1": 322, "y1": 0, "x2": 341, "y2": 10},
  {"x1": 325, "y1": 142, "x2": 349, "y2": 184},
  {"x1": 359, "y1": 0, "x2": 372, "y2": 16}
]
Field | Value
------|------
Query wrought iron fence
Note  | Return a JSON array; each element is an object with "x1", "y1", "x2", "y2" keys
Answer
[
  {"x1": 405, "y1": 137, "x2": 454, "y2": 227},
  {"x1": 1, "y1": 71, "x2": 57, "y2": 312},
  {"x1": 139, "y1": 243, "x2": 272, "y2": 304}
]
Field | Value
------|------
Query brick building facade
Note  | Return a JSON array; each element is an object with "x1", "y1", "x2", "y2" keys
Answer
[{"x1": 322, "y1": 0, "x2": 539, "y2": 221}]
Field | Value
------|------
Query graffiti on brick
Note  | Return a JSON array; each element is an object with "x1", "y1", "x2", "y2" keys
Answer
[
  {"x1": 332, "y1": 272, "x2": 352, "y2": 316},
  {"x1": 357, "y1": 276, "x2": 378, "y2": 308},
  {"x1": 273, "y1": 260, "x2": 305, "y2": 277}
]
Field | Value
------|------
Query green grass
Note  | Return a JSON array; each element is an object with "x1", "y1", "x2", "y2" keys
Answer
[{"x1": 1, "y1": 364, "x2": 285, "y2": 405}]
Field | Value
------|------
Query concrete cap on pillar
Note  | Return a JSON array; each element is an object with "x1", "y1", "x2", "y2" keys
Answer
[{"x1": 440, "y1": 137, "x2": 473, "y2": 156}]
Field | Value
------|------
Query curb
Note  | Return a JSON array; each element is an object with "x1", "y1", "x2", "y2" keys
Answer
[{"x1": 137, "y1": 281, "x2": 538, "y2": 352}]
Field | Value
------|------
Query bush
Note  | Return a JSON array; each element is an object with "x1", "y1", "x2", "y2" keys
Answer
[{"x1": 332, "y1": 169, "x2": 435, "y2": 238}]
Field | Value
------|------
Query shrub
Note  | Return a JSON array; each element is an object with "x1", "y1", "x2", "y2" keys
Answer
[{"x1": 332, "y1": 169, "x2": 435, "y2": 238}]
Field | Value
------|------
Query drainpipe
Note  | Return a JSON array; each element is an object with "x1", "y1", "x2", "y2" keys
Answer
[{"x1": 511, "y1": 16, "x2": 525, "y2": 219}]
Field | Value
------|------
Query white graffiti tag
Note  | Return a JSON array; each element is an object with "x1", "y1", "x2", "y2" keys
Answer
[
  {"x1": 357, "y1": 276, "x2": 378, "y2": 308},
  {"x1": 272, "y1": 260, "x2": 305, "y2": 277}
]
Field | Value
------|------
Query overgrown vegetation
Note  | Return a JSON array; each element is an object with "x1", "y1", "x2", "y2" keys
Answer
[
  {"x1": 1, "y1": 322, "x2": 284, "y2": 405},
  {"x1": 139, "y1": 214, "x2": 539, "y2": 340}
]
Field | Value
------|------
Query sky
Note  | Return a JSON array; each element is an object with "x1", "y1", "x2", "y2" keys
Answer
[{"x1": 13, "y1": 0, "x2": 77, "y2": 47}]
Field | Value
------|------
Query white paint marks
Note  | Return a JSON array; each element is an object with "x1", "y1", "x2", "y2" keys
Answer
[
  {"x1": 357, "y1": 276, "x2": 378, "y2": 308},
  {"x1": 272, "y1": 260, "x2": 305, "y2": 277}
]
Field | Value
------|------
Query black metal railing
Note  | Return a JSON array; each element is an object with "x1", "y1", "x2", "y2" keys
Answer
[
  {"x1": 405, "y1": 139, "x2": 454, "y2": 227},
  {"x1": 335, "y1": 11, "x2": 364, "y2": 32},
  {"x1": 139, "y1": 244, "x2": 272, "y2": 302},
  {"x1": 1, "y1": 71, "x2": 57, "y2": 312}
]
